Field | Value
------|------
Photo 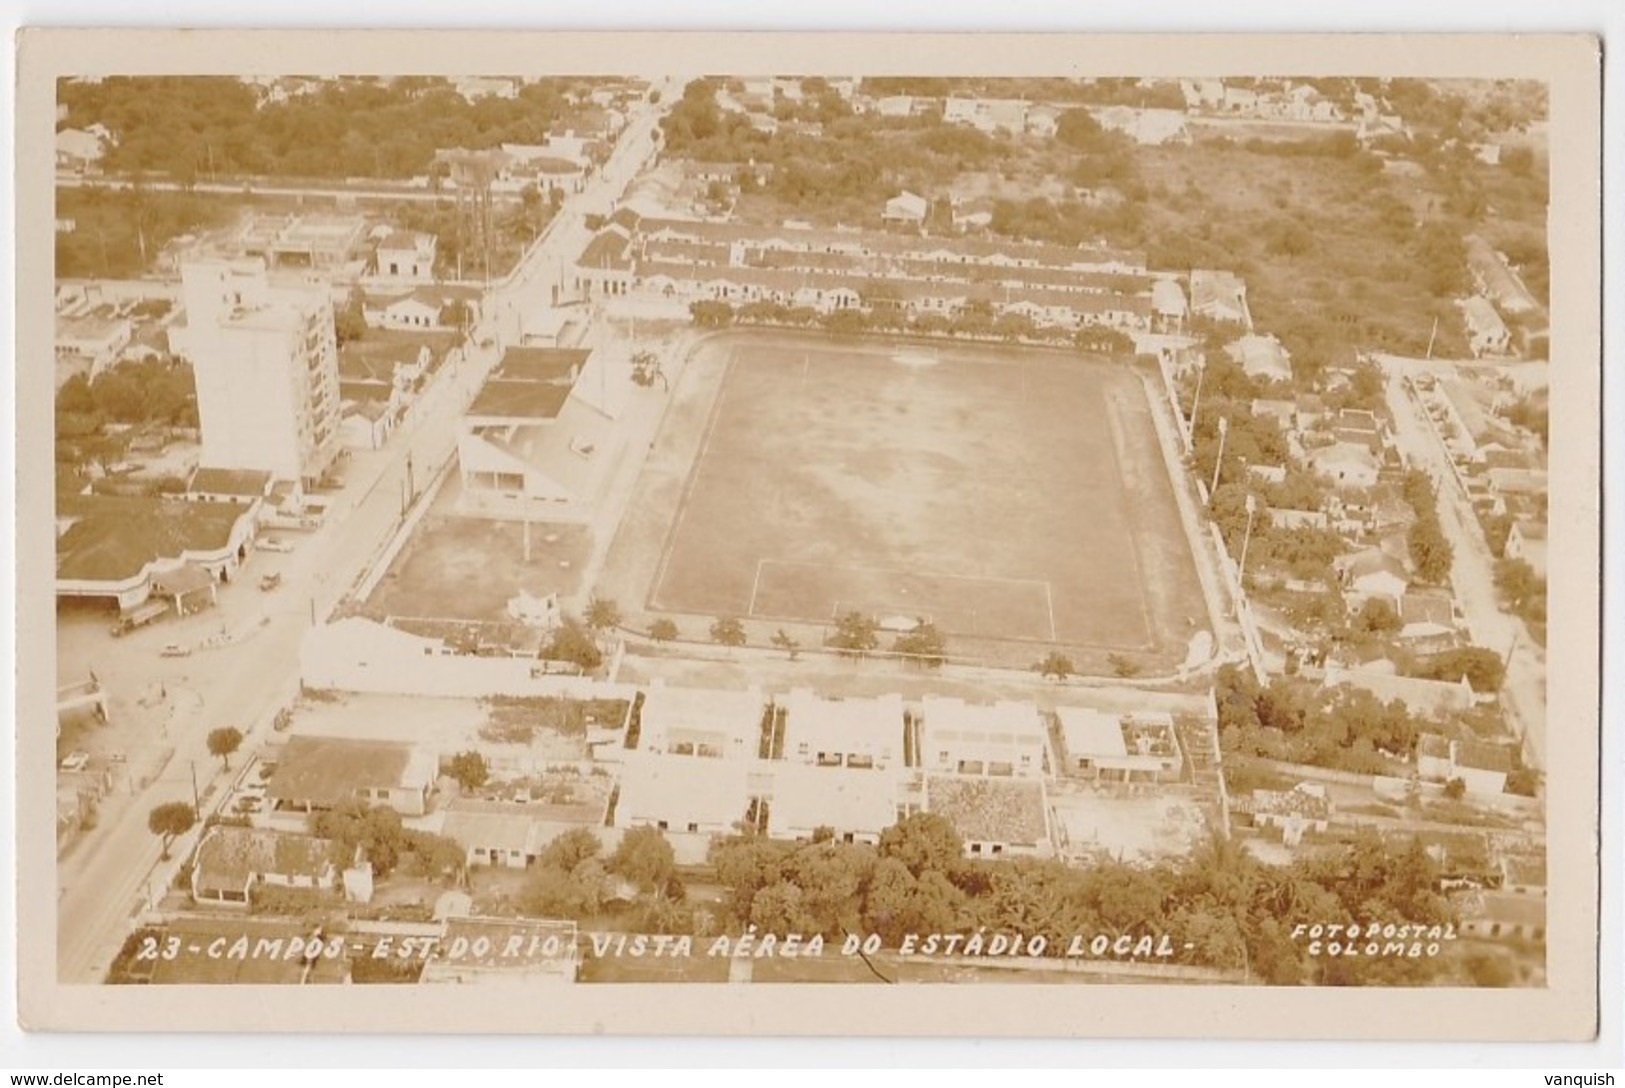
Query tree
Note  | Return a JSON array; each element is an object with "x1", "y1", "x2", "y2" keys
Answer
[
  {"x1": 540, "y1": 827, "x2": 603, "y2": 872},
  {"x1": 608, "y1": 826, "x2": 676, "y2": 893},
  {"x1": 892, "y1": 622, "x2": 947, "y2": 668},
  {"x1": 690, "y1": 300, "x2": 734, "y2": 328},
  {"x1": 1354, "y1": 597, "x2": 1402, "y2": 635},
  {"x1": 405, "y1": 831, "x2": 468, "y2": 885},
  {"x1": 648, "y1": 618, "x2": 679, "y2": 642},
  {"x1": 1408, "y1": 646, "x2": 1506, "y2": 692},
  {"x1": 1036, "y1": 650, "x2": 1075, "y2": 682},
  {"x1": 585, "y1": 596, "x2": 622, "y2": 631},
  {"x1": 205, "y1": 726, "x2": 244, "y2": 769},
  {"x1": 334, "y1": 290, "x2": 368, "y2": 347},
  {"x1": 878, "y1": 813, "x2": 964, "y2": 879},
  {"x1": 1494, "y1": 558, "x2": 1543, "y2": 611},
  {"x1": 710, "y1": 616, "x2": 747, "y2": 647},
  {"x1": 1443, "y1": 777, "x2": 1467, "y2": 801},
  {"x1": 148, "y1": 801, "x2": 197, "y2": 859},
  {"x1": 770, "y1": 628, "x2": 801, "y2": 661},
  {"x1": 543, "y1": 616, "x2": 603, "y2": 671},
  {"x1": 1108, "y1": 653, "x2": 1142, "y2": 679},
  {"x1": 447, "y1": 750, "x2": 490, "y2": 792},
  {"x1": 828, "y1": 611, "x2": 878, "y2": 658},
  {"x1": 313, "y1": 801, "x2": 409, "y2": 878}
]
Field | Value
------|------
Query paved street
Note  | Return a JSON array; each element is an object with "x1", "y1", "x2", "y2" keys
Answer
[
  {"x1": 53, "y1": 82, "x2": 679, "y2": 983},
  {"x1": 1379, "y1": 359, "x2": 1547, "y2": 773}
]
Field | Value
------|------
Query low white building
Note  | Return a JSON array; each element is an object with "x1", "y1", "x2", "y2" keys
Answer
[
  {"x1": 1055, "y1": 707, "x2": 1182, "y2": 782},
  {"x1": 919, "y1": 696, "x2": 1049, "y2": 778},
  {"x1": 637, "y1": 680, "x2": 763, "y2": 760},
  {"x1": 765, "y1": 763, "x2": 900, "y2": 846},
  {"x1": 1505, "y1": 517, "x2": 1548, "y2": 577},
  {"x1": 1460, "y1": 295, "x2": 1512, "y2": 358},
  {"x1": 614, "y1": 752, "x2": 751, "y2": 835},
  {"x1": 779, "y1": 689, "x2": 904, "y2": 770},
  {"x1": 1415, "y1": 734, "x2": 1512, "y2": 796},
  {"x1": 373, "y1": 231, "x2": 437, "y2": 284},
  {"x1": 882, "y1": 190, "x2": 929, "y2": 225}
]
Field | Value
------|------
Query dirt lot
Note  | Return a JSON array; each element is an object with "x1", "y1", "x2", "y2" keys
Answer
[{"x1": 365, "y1": 514, "x2": 593, "y2": 624}]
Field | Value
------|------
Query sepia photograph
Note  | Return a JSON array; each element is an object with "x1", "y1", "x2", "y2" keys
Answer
[{"x1": 9, "y1": 27, "x2": 1605, "y2": 1045}]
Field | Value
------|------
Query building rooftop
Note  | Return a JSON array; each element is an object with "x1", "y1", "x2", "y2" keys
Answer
[
  {"x1": 192, "y1": 826, "x2": 337, "y2": 897},
  {"x1": 1461, "y1": 890, "x2": 1546, "y2": 930},
  {"x1": 638, "y1": 681, "x2": 764, "y2": 757},
  {"x1": 1056, "y1": 706, "x2": 1127, "y2": 760},
  {"x1": 56, "y1": 496, "x2": 254, "y2": 584},
  {"x1": 767, "y1": 763, "x2": 900, "y2": 839},
  {"x1": 923, "y1": 775, "x2": 1049, "y2": 848},
  {"x1": 1455, "y1": 738, "x2": 1515, "y2": 774},
  {"x1": 1400, "y1": 592, "x2": 1455, "y2": 629},
  {"x1": 780, "y1": 689, "x2": 903, "y2": 762},
  {"x1": 188, "y1": 466, "x2": 273, "y2": 498},
  {"x1": 265, "y1": 736, "x2": 435, "y2": 808},
  {"x1": 920, "y1": 696, "x2": 1046, "y2": 745},
  {"x1": 616, "y1": 752, "x2": 751, "y2": 830},
  {"x1": 466, "y1": 348, "x2": 589, "y2": 420},
  {"x1": 1249, "y1": 782, "x2": 1332, "y2": 821},
  {"x1": 576, "y1": 230, "x2": 633, "y2": 271}
]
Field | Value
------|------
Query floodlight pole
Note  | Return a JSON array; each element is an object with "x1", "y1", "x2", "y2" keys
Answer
[
  {"x1": 1237, "y1": 494, "x2": 1258, "y2": 591},
  {"x1": 1188, "y1": 357, "x2": 1207, "y2": 441},
  {"x1": 1210, "y1": 416, "x2": 1229, "y2": 496}
]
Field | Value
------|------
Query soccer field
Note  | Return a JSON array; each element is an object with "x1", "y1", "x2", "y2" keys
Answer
[{"x1": 642, "y1": 333, "x2": 1206, "y2": 654}]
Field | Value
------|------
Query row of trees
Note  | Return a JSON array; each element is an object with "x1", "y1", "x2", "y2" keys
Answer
[
  {"x1": 702, "y1": 813, "x2": 1466, "y2": 985},
  {"x1": 1400, "y1": 469, "x2": 1456, "y2": 586}
]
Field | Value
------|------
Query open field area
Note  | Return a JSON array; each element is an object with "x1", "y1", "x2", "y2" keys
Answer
[
  {"x1": 601, "y1": 331, "x2": 1207, "y2": 667},
  {"x1": 364, "y1": 513, "x2": 592, "y2": 624}
]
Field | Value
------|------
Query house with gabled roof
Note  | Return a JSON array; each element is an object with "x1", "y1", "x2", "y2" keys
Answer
[
  {"x1": 1505, "y1": 517, "x2": 1547, "y2": 577},
  {"x1": 191, "y1": 826, "x2": 340, "y2": 907},
  {"x1": 924, "y1": 774, "x2": 1052, "y2": 859},
  {"x1": 372, "y1": 231, "x2": 437, "y2": 284},
  {"x1": 1189, "y1": 269, "x2": 1250, "y2": 326},
  {"x1": 1338, "y1": 548, "x2": 1410, "y2": 600},
  {"x1": 882, "y1": 190, "x2": 929, "y2": 225},
  {"x1": 265, "y1": 736, "x2": 437, "y2": 816}
]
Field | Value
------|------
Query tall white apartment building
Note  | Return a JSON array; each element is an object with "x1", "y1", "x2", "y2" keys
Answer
[{"x1": 180, "y1": 258, "x2": 342, "y2": 485}]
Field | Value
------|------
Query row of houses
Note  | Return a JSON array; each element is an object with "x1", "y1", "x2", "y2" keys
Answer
[{"x1": 572, "y1": 211, "x2": 1189, "y2": 334}]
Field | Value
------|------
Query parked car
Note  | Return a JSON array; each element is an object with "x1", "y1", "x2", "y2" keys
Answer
[
  {"x1": 259, "y1": 573, "x2": 282, "y2": 592},
  {"x1": 59, "y1": 751, "x2": 91, "y2": 772},
  {"x1": 259, "y1": 538, "x2": 294, "y2": 554},
  {"x1": 234, "y1": 795, "x2": 263, "y2": 814},
  {"x1": 159, "y1": 643, "x2": 192, "y2": 658}
]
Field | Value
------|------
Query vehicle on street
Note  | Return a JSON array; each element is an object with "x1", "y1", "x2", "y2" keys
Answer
[
  {"x1": 259, "y1": 538, "x2": 294, "y2": 554},
  {"x1": 159, "y1": 643, "x2": 192, "y2": 658},
  {"x1": 109, "y1": 599, "x2": 169, "y2": 637},
  {"x1": 59, "y1": 751, "x2": 91, "y2": 772}
]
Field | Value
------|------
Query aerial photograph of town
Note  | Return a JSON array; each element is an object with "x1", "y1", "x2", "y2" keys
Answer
[{"x1": 46, "y1": 70, "x2": 1554, "y2": 991}]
